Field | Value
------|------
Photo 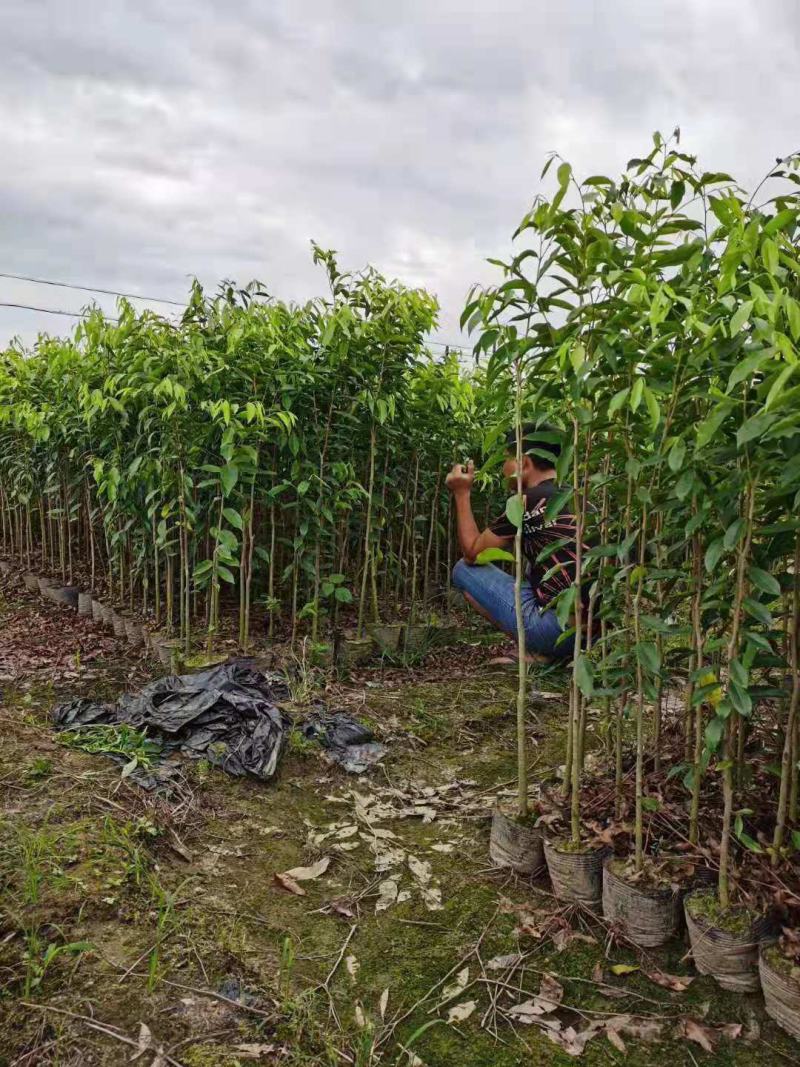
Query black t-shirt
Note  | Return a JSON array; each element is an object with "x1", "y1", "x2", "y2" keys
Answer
[{"x1": 488, "y1": 480, "x2": 593, "y2": 611}]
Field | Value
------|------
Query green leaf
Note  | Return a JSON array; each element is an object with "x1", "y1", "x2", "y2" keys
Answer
[
  {"x1": 610, "y1": 964, "x2": 639, "y2": 976},
  {"x1": 748, "y1": 566, "x2": 780, "y2": 597},
  {"x1": 575, "y1": 654, "x2": 594, "y2": 698},
  {"x1": 723, "y1": 518, "x2": 745, "y2": 550},
  {"x1": 217, "y1": 564, "x2": 235, "y2": 584},
  {"x1": 220, "y1": 464, "x2": 239, "y2": 496},
  {"x1": 704, "y1": 538, "x2": 725, "y2": 573},
  {"x1": 729, "y1": 299, "x2": 754, "y2": 335},
  {"x1": 674, "y1": 469, "x2": 694, "y2": 501},
  {"x1": 762, "y1": 236, "x2": 779, "y2": 275},
  {"x1": 696, "y1": 403, "x2": 732, "y2": 448},
  {"x1": 736, "y1": 412, "x2": 777, "y2": 447},
  {"x1": 334, "y1": 587, "x2": 353, "y2": 603},
  {"x1": 608, "y1": 387, "x2": 630, "y2": 416},
  {"x1": 743, "y1": 596, "x2": 772, "y2": 627},
  {"x1": 505, "y1": 494, "x2": 524, "y2": 529},
  {"x1": 705, "y1": 715, "x2": 725, "y2": 752},
  {"x1": 726, "y1": 350, "x2": 772, "y2": 393},
  {"x1": 670, "y1": 180, "x2": 685, "y2": 210},
  {"x1": 636, "y1": 641, "x2": 661, "y2": 675},
  {"x1": 668, "y1": 438, "x2": 686, "y2": 471},
  {"x1": 475, "y1": 547, "x2": 516, "y2": 565},
  {"x1": 629, "y1": 377, "x2": 644, "y2": 412},
  {"x1": 643, "y1": 385, "x2": 660, "y2": 430},
  {"x1": 765, "y1": 364, "x2": 795, "y2": 409},
  {"x1": 222, "y1": 507, "x2": 243, "y2": 530}
]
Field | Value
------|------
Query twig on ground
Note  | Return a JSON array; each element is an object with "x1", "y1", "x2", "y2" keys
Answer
[{"x1": 20, "y1": 1003, "x2": 187, "y2": 1067}]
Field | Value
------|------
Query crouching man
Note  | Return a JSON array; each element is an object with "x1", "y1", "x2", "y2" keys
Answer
[{"x1": 446, "y1": 424, "x2": 592, "y2": 662}]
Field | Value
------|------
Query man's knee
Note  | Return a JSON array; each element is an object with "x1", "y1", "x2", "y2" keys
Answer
[{"x1": 451, "y1": 558, "x2": 473, "y2": 591}]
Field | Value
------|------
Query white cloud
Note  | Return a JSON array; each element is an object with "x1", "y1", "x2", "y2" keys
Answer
[{"x1": 0, "y1": 0, "x2": 797, "y2": 347}]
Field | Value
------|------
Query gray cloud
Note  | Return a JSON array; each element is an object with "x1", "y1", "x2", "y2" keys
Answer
[{"x1": 1, "y1": 0, "x2": 798, "y2": 347}]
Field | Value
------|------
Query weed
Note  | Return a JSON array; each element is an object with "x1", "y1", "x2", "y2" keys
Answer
[{"x1": 59, "y1": 723, "x2": 161, "y2": 777}]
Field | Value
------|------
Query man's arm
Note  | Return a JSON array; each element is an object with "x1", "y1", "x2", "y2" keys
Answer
[{"x1": 445, "y1": 461, "x2": 512, "y2": 563}]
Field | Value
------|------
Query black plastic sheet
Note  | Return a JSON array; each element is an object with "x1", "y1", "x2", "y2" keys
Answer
[
  {"x1": 301, "y1": 709, "x2": 387, "y2": 773},
  {"x1": 52, "y1": 660, "x2": 291, "y2": 781}
]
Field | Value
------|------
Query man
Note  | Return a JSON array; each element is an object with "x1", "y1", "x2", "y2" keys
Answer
[{"x1": 446, "y1": 423, "x2": 591, "y2": 661}]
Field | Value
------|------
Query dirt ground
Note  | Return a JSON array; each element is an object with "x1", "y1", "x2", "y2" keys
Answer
[{"x1": 1, "y1": 583, "x2": 799, "y2": 1066}]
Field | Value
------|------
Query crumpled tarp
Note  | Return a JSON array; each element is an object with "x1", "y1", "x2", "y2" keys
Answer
[
  {"x1": 53, "y1": 660, "x2": 291, "y2": 782},
  {"x1": 301, "y1": 709, "x2": 387, "y2": 774}
]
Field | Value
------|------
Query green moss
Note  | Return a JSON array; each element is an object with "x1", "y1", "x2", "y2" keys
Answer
[
  {"x1": 686, "y1": 889, "x2": 754, "y2": 936},
  {"x1": 764, "y1": 942, "x2": 800, "y2": 981}
]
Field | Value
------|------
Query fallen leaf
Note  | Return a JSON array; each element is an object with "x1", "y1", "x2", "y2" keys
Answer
[
  {"x1": 508, "y1": 973, "x2": 564, "y2": 1021},
  {"x1": 282, "y1": 856, "x2": 331, "y2": 881},
  {"x1": 675, "y1": 1018, "x2": 742, "y2": 1053},
  {"x1": 441, "y1": 967, "x2": 470, "y2": 1002},
  {"x1": 408, "y1": 855, "x2": 432, "y2": 885},
  {"x1": 430, "y1": 843, "x2": 454, "y2": 853},
  {"x1": 421, "y1": 885, "x2": 443, "y2": 911},
  {"x1": 643, "y1": 967, "x2": 694, "y2": 993},
  {"x1": 486, "y1": 953, "x2": 524, "y2": 971},
  {"x1": 610, "y1": 963, "x2": 639, "y2": 976},
  {"x1": 232, "y1": 1045, "x2": 277, "y2": 1060},
  {"x1": 546, "y1": 1022, "x2": 603, "y2": 1057},
  {"x1": 376, "y1": 878, "x2": 398, "y2": 912},
  {"x1": 354, "y1": 1003, "x2": 366, "y2": 1029},
  {"x1": 446, "y1": 1000, "x2": 476, "y2": 1024},
  {"x1": 131, "y1": 1022, "x2": 152, "y2": 1060},
  {"x1": 379, "y1": 988, "x2": 389, "y2": 1019},
  {"x1": 345, "y1": 955, "x2": 360, "y2": 982},
  {"x1": 273, "y1": 872, "x2": 305, "y2": 896}
]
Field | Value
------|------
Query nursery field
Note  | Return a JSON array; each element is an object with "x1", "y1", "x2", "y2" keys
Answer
[
  {"x1": 1, "y1": 579, "x2": 798, "y2": 1067},
  {"x1": 2, "y1": 131, "x2": 800, "y2": 1062}
]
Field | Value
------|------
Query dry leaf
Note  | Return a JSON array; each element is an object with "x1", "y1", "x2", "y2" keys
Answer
[
  {"x1": 430, "y1": 843, "x2": 454, "y2": 853},
  {"x1": 232, "y1": 1045, "x2": 277, "y2": 1060},
  {"x1": 610, "y1": 963, "x2": 639, "y2": 976},
  {"x1": 354, "y1": 1003, "x2": 366, "y2": 1029},
  {"x1": 379, "y1": 988, "x2": 389, "y2": 1020},
  {"x1": 508, "y1": 973, "x2": 564, "y2": 1022},
  {"x1": 421, "y1": 885, "x2": 443, "y2": 911},
  {"x1": 376, "y1": 878, "x2": 398, "y2": 912},
  {"x1": 446, "y1": 1000, "x2": 476, "y2": 1024},
  {"x1": 274, "y1": 872, "x2": 305, "y2": 896},
  {"x1": 131, "y1": 1022, "x2": 152, "y2": 1060},
  {"x1": 643, "y1": 967, "x2": 694, "y2": 993},
  {"x1": 408, "y1": 855, "x2": 432, "y2": 885},
  {"x1": 486, "y1": 953, "x2": 524, "y2": 971},
  {"x1": 345, "y1": 955, "x2": 360, "y2": 982},
  {"x1": 604, "y1": 1014, "x2": 662, "y2": 1052},
  {"x1": 675, "y1": 1018, "x2": 742, "y2": 1053},
  {"x1": 282, "y1": 856, "x2": 331, "y2": 881},
  {"x1": 546, "y1": 1022, "x2": 603, "y2": 1057},
  {"x1": 441, "y1": 967, "x2": 470, "y2": 1002}
]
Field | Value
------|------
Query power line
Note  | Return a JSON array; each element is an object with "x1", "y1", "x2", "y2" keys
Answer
[
  {"x1": 0, "y1": 301, "x2": 119, "y2": 321},
  {"x1": 0, "y1": 270, "x2": 185, "y2": 307}
]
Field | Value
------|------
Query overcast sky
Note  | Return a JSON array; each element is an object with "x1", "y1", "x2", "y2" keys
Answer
[{"x1": 1, "y1": 0, "x2": 798, "y2": 349}]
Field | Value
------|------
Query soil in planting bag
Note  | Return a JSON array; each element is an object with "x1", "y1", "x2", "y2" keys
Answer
[
  {"x1": 301, "y1": 709, "x2": 387, "y2": 773},
  {"x1": 52, "y1": 659, "x2": 292, "y2": 783}
]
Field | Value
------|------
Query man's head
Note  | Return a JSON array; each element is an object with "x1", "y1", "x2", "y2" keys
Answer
[{"x1": 503, "y1": 422, "x2": 562, "y2": 487}]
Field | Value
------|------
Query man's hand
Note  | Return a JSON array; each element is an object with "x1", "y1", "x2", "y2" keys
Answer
[{"x1": 445, "y1": 460, "x2": 475, "y2": 494}]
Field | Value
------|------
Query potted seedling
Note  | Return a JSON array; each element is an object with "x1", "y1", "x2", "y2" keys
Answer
[{"x1": 760, "y1": 926, "x2": 800, "y2": 1038}]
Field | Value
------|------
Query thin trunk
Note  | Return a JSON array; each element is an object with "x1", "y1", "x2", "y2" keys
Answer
[
  {"x1": 689, "y1": 526, "x2": 705, "y2": 845},
  {"x1": 719, "y1": 481, "x2": 755, "y2": 911},
  {"x1": 772, "y1": 530, "x2": 800, "y2": 862},
  {"x1": 357, "y1": 425, "x2": 377, "y2": 639},
  {"x1": 513, "y1": 362, "x2": 528, "y2": 820},
  {"x1": 570, "y1": 416, "x2": 586, "y2": 845}
]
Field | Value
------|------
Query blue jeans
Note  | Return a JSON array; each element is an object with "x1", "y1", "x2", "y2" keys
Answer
[{"x1": 452, "y1": 560, "x2": 574, "y2": 658}]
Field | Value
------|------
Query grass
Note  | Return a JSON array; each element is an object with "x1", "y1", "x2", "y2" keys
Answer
[{"x1": 0, "y1": 641, "x2": 798, "y2": 1064}]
